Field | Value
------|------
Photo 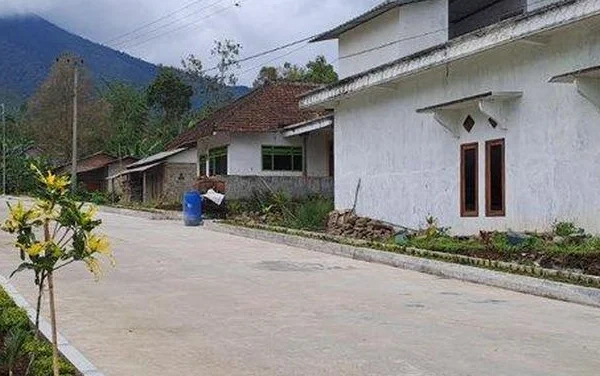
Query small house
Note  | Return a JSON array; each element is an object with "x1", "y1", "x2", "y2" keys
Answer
[
  {"x1": 110, "y1": 148, "x2": 197, "y2": 204},
  {"x1": 57, "y1": 152, "x2": 136, "y2": 193},
  {"x1": 168, "y1": 82, "x2": 334, "y2": 200}
]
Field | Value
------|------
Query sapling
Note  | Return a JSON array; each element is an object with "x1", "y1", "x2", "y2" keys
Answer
[{"x1": 2, "y1": 165, "x2": 114, "y2": 376}]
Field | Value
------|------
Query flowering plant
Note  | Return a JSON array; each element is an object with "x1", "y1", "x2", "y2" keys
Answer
[{"x1": 2, "y1": 165, "x2": 114, "y2": 376}]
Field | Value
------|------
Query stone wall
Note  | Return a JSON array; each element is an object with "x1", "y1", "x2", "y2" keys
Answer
[
  {"x1": 327, "y1": 210, "x2": 394, "y2": 241},
  {"x1": 161, "y1": 163, "x2": 197, "y2": 203},
  {"x1": 223, "y1": 175, "x2": 333, "y2": 200}
]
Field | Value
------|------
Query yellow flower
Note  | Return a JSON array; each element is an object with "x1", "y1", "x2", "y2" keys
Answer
[
  {"x1": 34, "y1": 200, "x2": 59, "y2": 221},
  {"x1": 88, "y1": 234, "x2": 110, "y2": 256},
  {"x1": 15, "y1": 242, "x2": 46, "y2": 257},
  {"x1": 43, "y1": 172, "x2": 70, "y2": 193},
  {"x1": 8, "y1": 201, "x2": 27, "y2": 223},
  {"x1": 26, "y1": 242, "x2": 45, "y2": 257},
  {"x1": 82, "y1": 205, "x2": 98, "y2": 224},
  {"x1": 2, "y1": 218, "x2": 19, "y2": 233},
  {"x1": 3, "y1": 201, "x2": 41, "y2": 232},
  {"x1": 85, "y1": 257, "x2": 103, "y2": 280},
  {"x1": 31, "y1": 164, "x2": 70, "y2": 193}
]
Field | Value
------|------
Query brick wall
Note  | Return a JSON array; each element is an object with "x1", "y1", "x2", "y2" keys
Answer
[{"x1": 161, "y1": 163, "x2": 197, "y2": 203}]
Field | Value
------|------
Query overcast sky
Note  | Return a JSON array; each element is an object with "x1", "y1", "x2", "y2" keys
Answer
[{"x1": 0, "y1": 0, "x2": 376, "y2": 85}]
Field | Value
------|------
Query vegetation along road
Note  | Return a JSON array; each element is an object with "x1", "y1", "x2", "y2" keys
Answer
[{"x1": 0, "y1": 206, "x2": 599, "y2": 376}]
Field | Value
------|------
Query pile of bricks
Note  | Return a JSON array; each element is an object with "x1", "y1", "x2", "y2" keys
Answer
[{"x1": 327, "y1": 210, "x2": 394, "y2": 241}]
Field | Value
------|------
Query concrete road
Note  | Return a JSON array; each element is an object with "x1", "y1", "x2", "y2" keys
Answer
[{"x1": 0, "y1": 208, "x2": 599, "y2": 376}]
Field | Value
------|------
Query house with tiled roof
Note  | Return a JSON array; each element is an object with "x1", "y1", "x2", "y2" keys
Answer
[
  {"x1": 56, "y1": 152, "x2": 138, "y2": 193},
  {"x1": 168, "y1": 81, "x2": 334, "y2": 199},
  {"x1": 302, "y1": 0, "x2": 600, "y2": 235}
]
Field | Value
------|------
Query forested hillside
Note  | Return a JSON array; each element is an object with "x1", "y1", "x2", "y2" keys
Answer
[{"x1": 0, "y1": 15, "x2": 158, "y2": 106}]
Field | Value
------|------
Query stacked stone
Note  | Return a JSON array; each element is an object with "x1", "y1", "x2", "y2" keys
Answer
[{"x1": 327, "y1": 210, "x2": 394, "y2": 241}]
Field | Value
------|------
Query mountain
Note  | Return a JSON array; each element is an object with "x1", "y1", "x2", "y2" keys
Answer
[{"x1": 0, "y1": 15, "x2": 249, "y2": 108}]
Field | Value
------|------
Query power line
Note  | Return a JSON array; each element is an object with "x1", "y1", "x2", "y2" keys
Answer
[
  {"x1": 114, "y1": 0, "x2": 234, "y2": 48},
  {"x1": 201, "y1": 0, "x2": 552, "y2": 78},
  {"x1": 335, "y1": 0, "x2": 554, "y2": 62},
  {"x1": 112, "y1": 0, "x2": 552, "y2": 82},
  {"x1": 104, "y1": 0, "x2": 212, "y2": 45},
  {"x1": 239, "y1": 43, "x2": 311, "y2": 78},
  {"x1": 118, "y1": 1, "x2": 238, "y2": 50}
]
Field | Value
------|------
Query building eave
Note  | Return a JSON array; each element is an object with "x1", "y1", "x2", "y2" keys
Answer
[
  {"x1": 301, "y1": 0, "x2": 600, "y2": 109},
  {"x1": 310, "y1": 0, "x2": 426, "y2": 42},
  {"x1": 282, "y1": 115, "x2": 334, "y2": 137}
]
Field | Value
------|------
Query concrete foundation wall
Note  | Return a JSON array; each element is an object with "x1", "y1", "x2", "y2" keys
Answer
[
  {"x1": 223, "y1": 175, "x2": 334, "y2": 200},
  {"x1": 333, "y1": 23, "x2": 600, "y2": 235}
]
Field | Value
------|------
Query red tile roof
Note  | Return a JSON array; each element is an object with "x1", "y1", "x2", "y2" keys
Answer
[
  {"x1": 168, "y1": 82, "x2": 323, "y2": 149},
  {"x1": 56, "y1": 153, "x2": 139, "y2": 174}
]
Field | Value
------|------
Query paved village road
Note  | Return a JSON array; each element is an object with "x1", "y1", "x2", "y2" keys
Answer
[{"x1": 0, "y1": 207, "x2": 599, "y2": 376}]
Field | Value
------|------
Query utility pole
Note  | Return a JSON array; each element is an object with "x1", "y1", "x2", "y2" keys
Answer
[
  {"x1": 70, "y1": 60, "x2": 81, "y2": 194},
  {"x1": 1, "y1": 103, "x2": 5, "y2": 196}
]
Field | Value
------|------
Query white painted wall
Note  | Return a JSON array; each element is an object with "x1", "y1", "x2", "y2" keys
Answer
[
  {"x1": 196, "y1": 132, "x2": 329, "y2": 177},
  {"x1": 528, "y1": 0, "x2": 560, "y2": 11},
  {"x1": 338, "y1": 0, "x2": 448, "y2": 78},
  {"x1": 333, "y1": 24, "x2": 600, "y2": 234},
  {"x1": 167, "y1": 148, "x2": 197, "y2": 164}
]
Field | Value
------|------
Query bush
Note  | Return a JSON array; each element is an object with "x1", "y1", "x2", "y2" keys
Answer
[
  {"x1": 554, "y1": 221, "x2": 578, "y2": 237},
  {"x1": 24, "y1": 338, "x2": 76, "y2": 376},
  {"x1": 0, "y1": 307, "x2": 30, "y2": 332},
  {"x1": 0, "y1": 287, "x2": 77, "y2": 376},
  {"x1": 287, "y1": 197, "x2": 334, "y2": 231}
]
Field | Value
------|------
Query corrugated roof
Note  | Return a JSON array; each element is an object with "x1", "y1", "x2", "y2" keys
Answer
[
  {"x1": 167, "y1": 82, "x2": 323, "y2": 150},
  {"x1": 126, "y1": 148, "x2": 188, "y2": 169},
  {"x1": 310, "y1": 0, "x2": 427, "y2": 42},
  {"x1": 107, "y1": 162, "x2": 163, "y2": 180},
  {"x1": 56, "y1": 152, "x2": 117, "y2": 174}
]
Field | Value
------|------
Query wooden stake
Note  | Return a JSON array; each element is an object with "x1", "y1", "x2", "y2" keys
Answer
[{"x1": 45, "y1": 222, "x2": 60, "y2": 376}]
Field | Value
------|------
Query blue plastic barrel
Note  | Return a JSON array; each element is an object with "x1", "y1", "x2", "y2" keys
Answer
[{"x1": 183, "y1": 191, "x2": 203, "y2": 226}]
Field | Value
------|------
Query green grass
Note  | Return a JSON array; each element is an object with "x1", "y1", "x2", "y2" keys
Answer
[
  {"x1": 0, "y1": 287, "x2": 77, "y2": 376},
  {"x1": 227, "y1": 193, "x2": 334, "y2": 232}
]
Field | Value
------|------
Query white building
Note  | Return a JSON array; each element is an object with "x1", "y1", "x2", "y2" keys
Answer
[
  {"x1": 302, "y1": 0, "x2": 600, "y2": 234},
  {"x1": 169, "y1": 82, "x2": 334, "y2": 199}
]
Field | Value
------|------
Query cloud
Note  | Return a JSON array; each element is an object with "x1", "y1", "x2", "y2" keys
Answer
[
  {"x1": 0, "y1": 0, "x2": 53, "y2": 15},
  {"x1": 2, "y1": 0, "x2": 375, "y2": 84}
]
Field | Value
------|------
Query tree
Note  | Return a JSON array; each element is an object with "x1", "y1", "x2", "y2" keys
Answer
[
  {"x1": 146, "y1": 67, "x2": 193, "y2": 127},
  {"x1": 304, "y1": 55, "x2": 339, "y2": 85},
  {"x1": 102, "y1": 83, "x2": 152, "y2": 157},
  {"x1": 24, "y1": 54, "x2": 110, "y2": 164},
  {"x1": 253, "y1": 66, "x2": 279, "y2": 87},
  {"x1": 253, "y1": 55, "x2": 339, "y2": 87},
  {"x1": 182, "y1": 39, "x2": 242, "y2": 110},
  {"x1": 2, "y1": 166, "x2": 113, "y2": 376}
]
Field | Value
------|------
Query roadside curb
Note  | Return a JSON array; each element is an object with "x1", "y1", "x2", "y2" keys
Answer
[
  {"x1": 0, "y1": 275, "x2": 105, "y2": 376},
  {"x1": 2, "y1": 195, "x2": 182, "y2": 221},
  {"x1": 206, "y1": 222, "x2": 600, "y2": 308},
  {"x1": 97, "y1": 205, "x2": 182, "y2": 221}
]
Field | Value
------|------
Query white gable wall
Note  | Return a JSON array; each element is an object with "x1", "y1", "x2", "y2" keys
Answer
[
  {"x1": 334, "y1": 23, "x2": 600, "y2": 234},
  {"x1": 338, "y1": 0, "x2": 448, "y2": 79},
  {"x1": 528, "y1": 0, "x2": 561, "y2": 11},
  {"x1": 166, "y1": 148, "x2": 197, "y2": 164}
]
